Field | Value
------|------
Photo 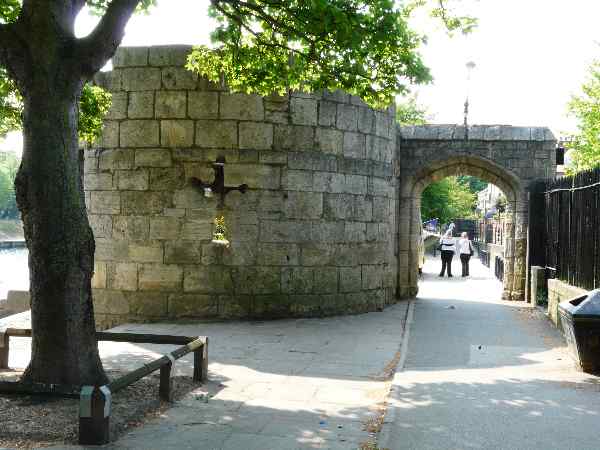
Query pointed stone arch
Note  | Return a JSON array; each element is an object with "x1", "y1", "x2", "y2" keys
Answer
[{"x1": 396, "y1": 125, "x2": 556, "y2": 301}]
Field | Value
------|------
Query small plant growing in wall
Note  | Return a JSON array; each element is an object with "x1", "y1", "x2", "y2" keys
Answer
[{"x1": 212, "y1": 216, "x2": 230, "y2": 247}]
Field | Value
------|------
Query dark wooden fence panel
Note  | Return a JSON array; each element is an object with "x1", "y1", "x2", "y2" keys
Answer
[{"x1": 542, "y1": 167, "x2": 600, "y2": 290}]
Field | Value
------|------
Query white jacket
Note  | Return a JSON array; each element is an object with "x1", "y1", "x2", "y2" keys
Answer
[
  {"x1": 457, "y1": 238, "x2": 473, "y2": 255},
  {"x1": 439, "y1": 236, "x2": 456, "y2": 253}
]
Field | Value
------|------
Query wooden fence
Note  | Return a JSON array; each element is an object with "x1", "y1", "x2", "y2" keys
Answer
[{"x1": 542, "y1": 167, "x2": 600, "y2": 290}]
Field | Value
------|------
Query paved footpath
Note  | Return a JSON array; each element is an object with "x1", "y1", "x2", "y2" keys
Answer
[
  {"x1": 4, "y1": 299, "x2": 409, "y2": 449},
  {"x1": 379, "y1": 257, "x2": 600, "y2": 450}
]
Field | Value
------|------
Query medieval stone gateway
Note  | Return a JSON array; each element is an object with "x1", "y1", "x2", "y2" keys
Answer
[{"x1": 85, "y1": 45, "x2": 556, "y2": 328}]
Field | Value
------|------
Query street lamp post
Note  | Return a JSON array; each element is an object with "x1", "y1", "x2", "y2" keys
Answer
[{"x1": 464, "y1": 61, "x2": 476, "y2": 139}]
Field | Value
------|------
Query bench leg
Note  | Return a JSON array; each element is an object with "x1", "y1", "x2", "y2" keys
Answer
[
  {"x1": 193, "y1": 337, "x2": 208, "y2": 383},
  {"x1": 159, "y1": 362, "x2": 173, "y2": 402}
]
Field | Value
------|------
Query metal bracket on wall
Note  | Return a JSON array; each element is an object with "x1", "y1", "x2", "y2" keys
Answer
[{"x1": 190, "y1": 156, "x2": 248, "y2": 209}]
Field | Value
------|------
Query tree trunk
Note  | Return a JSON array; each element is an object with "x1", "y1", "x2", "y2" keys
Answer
[{"x1": 15, "y1": 83, "x2": 107, "y2": 386}]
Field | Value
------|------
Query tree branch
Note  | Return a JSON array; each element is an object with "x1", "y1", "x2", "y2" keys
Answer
[
  {"x1": 76, "y1": 0, "x2": 141, "y2": 78},
  {"x1": 0, "y1": 22, "x2": 26, "y2": 80}
]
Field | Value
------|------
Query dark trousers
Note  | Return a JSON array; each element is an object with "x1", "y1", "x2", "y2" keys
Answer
[
  {"x1": 440, "y1": 251, "x2": 454, "y2": 276},
  {"x1": 460, "y1": 254, "x2": 471, "y2": 276}
]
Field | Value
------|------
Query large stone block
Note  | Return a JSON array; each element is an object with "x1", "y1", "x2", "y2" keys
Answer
[
  {"x1": 234, "y1": 267, "x2": 281, "y2": 294},
  {"x1": 313, "y1": 172, "x2": 345, "y2": 193},
  {"x1": 362, "y1": 264, "x2": 383, "y2": 289},
  {"x1": 149, "y1": 216, "x2": 182, "y2": 240},
  {"x1": 121, "y1": 191, "x2": 171, "y2": 215},
  {"x1": 128, "y1": 91, "x2": 154, "y2": 119},
  {"x1": 109, "y1": 262, "x2": 138, "y2": 291},
  {"x1": 273, "y1": 125, "x2": 314, "y2": 151},
  {"x1": 314, "y1": 267, "x2": 338, "y2": 293},
  {"x1": 135, "y1": 148, "x2": 172, "y2": 167},
  {"x1": 91, "y1": 191, "x2": 120, "y2": 214},
  {"x1": 239, "y1": 122, "x2": 273, "y2": 150},
  {"x1": 120, "y1": 120, "x2": 160, "y2": 148},
  {"x1": 284, "y1": 192, "x2": 323, "y2": 219},
  {"x1": 339, "y1": 266, "x2": 361, "y2": 292},
  {"x1": 168, "y1": 294, "x2": 218, "y2": 318},
  {"x1": 257, "y1": 243, "x2": 299, "y2": 266},
  {"x1": 282, "y1": 169, "x2": 313, "y2": 191},
  {"x1": 128, "y1": 292, "x2": 169, "y2": 317},
  {"x1": 93, "y1": 289, "x2": 130, "y2": 315},
  {"x1": 113, "y1": 47, "x2": 149, "y2": 67},
  {"x1": 318, "y1": 101, "x2": 337, "y2": 127},
  {"x1": 89, "y1": 214, "x2": 113, "y2": 238},
  {"x1": 282, "y1": 267, "x2": 313, "y2": 294},
  {"x1": 149, "y1": 167, "x2": 186, "y2": 191},
  {"x1": 164, "y1": 240, "x2": 202, "y2": 264},
  {"x1": 95, "y1": 238, "x2": 129, "y2": 261},
  {"x1": 184, "y1": 266, "x2": 234, "y2": 293},
  {"x1": 148, "y1": 45, "x2": 192, "y2": 67},
  {"x1": 290, "y1": 97, "x2": 317, "y2": 126},
  {"x1": 181, "y1": 219, "x2": 212, "y2": 240},
  {"x1": 155, "y1": 91, "x2": 187, "y2": 118},
  {"x1": 222, "y1": 163, "x2": 280, "y2": 190},
  {"x1": 121, "y1": 68, "x2": 161, "y2": 91},
  {"x1": 336, "y1": 104, "x2": 358, "y2": 131},
  {"x1": 315, "y1": 128, "x2": 343, "y2": 155},
  {"x1": 343, "y1": 132, "x2": 366, "y2": 159},
  {"x1": 117, "y1": 169, "x2": 149, "y2": 190},
  {"x1": 99, "y1": 148, "x2": 134, "y2": 171},
  {"x1": 161, "y1": 120, "x2": 194, "y2": 147},
  {"x1": 345, "y1": 221, "x2": 366, "y2": 242},
  {"x1": 128, "y1": 242, "x2": 163, "y2": 263},
  {"x1": 345, "y1": 174, "x2": 368, "y2": 195},
  {"x1": 92, "y1": 262, "x2": 107, "y2": 289},
  {"x1": 101, "y1": 121, "x2": 119, "y2": 148},
  {"x1": 188, "y1": 92, "x2": 219, "y2": 119},
  {"x1": 311, "y1": 221, "x2": 345, "y2": 242},
  {"x1": 260, "y1": 220, "x2": 312, "y2": 243},
  {"x1": 220, "y1": 93, "x2": 264, "y2": 121},
  {"x1": 106, "y1": 92, "x2": 128, "y2": 120},
  {"x1": 112, "y1": 216, "x2": 150, "y2": 241},
  {"x1": 85, "y1": 173, "x2": 114, "y2": 191},
  {"x1": 162, "y1": 67, "x2": 198, "y2": 90},
  {"x1": 357, "y1": 108, "x2": 375, "y2": 134},
  {"x1": 222, "y1": 241, "x2": 257, "y2": 266},
  {"x1": 138, "y1": 263, "x2": 183, "y2": 291},
  {"x1": 196, "y1": 120, "x2": 238, "y2": 148}
]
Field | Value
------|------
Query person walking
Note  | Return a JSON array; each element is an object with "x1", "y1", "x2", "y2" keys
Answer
[
  {"x1": 439, "y1": 229, "x2": 456, "y2": 277},
  {"x1": 457, "y1": 231, "x2": 474, "y2": 277}
]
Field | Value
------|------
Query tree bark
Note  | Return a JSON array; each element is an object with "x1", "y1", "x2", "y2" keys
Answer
[
  {"x1": 16, "y1": 82, "x2": 107, "y2": 386},
  {"x1": 0, "y1": 0, "x2": 143, "y2": 387}
]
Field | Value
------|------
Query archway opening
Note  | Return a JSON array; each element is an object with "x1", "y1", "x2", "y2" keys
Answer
[{"x1": 398, "y1": 155, "x2": 528, "y2": 302}]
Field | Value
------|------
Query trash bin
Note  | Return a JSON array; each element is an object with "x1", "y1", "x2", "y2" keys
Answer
[{"x1": 558, "y1": 289, "x2": 600, "y2": 373}]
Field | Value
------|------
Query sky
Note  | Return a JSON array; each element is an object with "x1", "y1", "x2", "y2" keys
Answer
[{"x1": 1, "y1": 0, "x2": 600, "y2": 154}]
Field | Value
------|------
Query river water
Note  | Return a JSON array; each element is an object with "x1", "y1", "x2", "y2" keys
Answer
[{"x1": 0, "y1": 247, "x2": 29, "y2": 300}]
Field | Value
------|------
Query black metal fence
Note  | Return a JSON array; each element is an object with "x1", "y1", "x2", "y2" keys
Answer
[{"x1": 542, "y1": 167, "x2": 600, "y2": 290}]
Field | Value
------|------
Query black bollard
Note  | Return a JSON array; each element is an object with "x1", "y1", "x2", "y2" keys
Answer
[{"x1": 79, "y1": 385, "x2": 111, "y2": 445}]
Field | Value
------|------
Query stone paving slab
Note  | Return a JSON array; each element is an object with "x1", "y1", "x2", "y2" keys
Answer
[
  {"x1": 2, "y1": 299, "x2": 408, "y2": 449},
  {"x1": 379, "y1": 257, "x2": 600, "y2": 450}
]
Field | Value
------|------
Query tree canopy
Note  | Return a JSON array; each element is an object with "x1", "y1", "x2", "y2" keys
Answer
[
  {"x1": 567, "y1": 60, "x2": 600, "y2": 173},
  {"x1": 421, "y1": 176, "x2": 480, "y2": 224}
]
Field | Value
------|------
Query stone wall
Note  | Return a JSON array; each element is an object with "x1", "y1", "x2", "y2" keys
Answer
[
  {"x1": 86, "y1": 45, "x2": 398, "y2": 328},
  {"x1": 547, "y1": 278, "x2": 588, "y2": 330},
  {"x1": 396, "y1": 125, "x2": 556, "y2": 300}
]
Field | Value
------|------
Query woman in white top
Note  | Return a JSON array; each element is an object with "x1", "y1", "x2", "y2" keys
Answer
[
  {"x1": 457, "y1": 231, "x2": 474, "y2": 277},
  {"x1": 438, "y1": 229, "x2": 456, "y2": 277}
]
